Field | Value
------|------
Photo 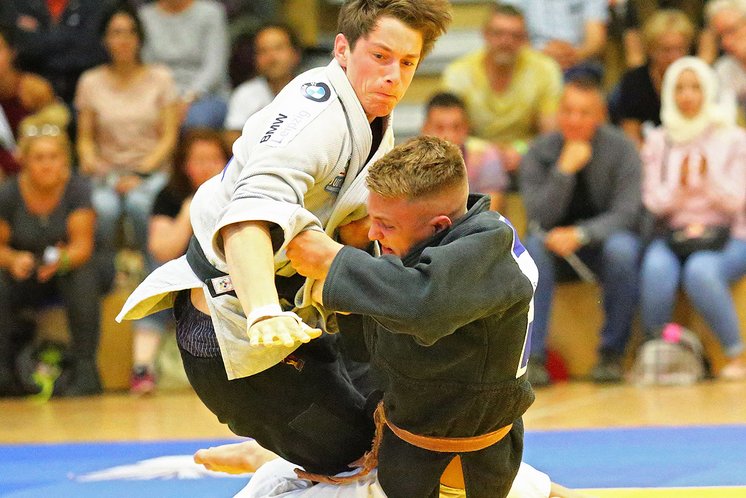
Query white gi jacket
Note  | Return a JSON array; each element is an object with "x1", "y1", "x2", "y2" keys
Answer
[{"x1": 117, "y1": 59, "x2": 395, "y2": 379}]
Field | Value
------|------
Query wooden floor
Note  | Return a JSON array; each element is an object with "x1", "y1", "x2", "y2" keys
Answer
[{"x1": 1, "y1": 380, "x2": 744, "y2": 444}]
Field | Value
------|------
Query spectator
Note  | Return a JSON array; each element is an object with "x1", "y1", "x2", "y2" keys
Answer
[
  {"x1": 0, "y1": 23, "x2": 69, "y2": 179},
  {"x1": 130, "y1": 129, "x2": 229, "y2": 394},
  {"x1": 0, "y1": 123, "x2": 103, "y2": 397},
  {"x1": 75, "y1": 3, "x2": 179, "y2": 278},
  {"x1": 615, "y1": 9, "x2": 695, "y2": 148},
  {"x1": 639, "y1": 56, "x2": 746, "y2": 381},
  {"x1": 441, "y1": 3, "x2": 562, "y2": 176},
  {"x1": 224, "y1": 23, "x2": 302, "y2": 146},
  {"x1": 1, "y1": 0, "x2": 108, "y2": 108},
  {"x1": 520, "y1": 77, "x2": 642, "y2": 386},
  {"x1": 709, "y1": 1, "x2": 746, "y2": 116},
  {"x1": 421, "y1": 92, "x2": 508, "y2": 210},
  {"x1": 501, "y1": 0, "x2": 608, "y2": 80},
  {"x1": 139, "y1": 0, "x2": 230, "y2": 130}
]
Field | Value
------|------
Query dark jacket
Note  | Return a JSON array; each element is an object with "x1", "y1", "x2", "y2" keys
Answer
[{"x1": 324, "y1": 195, "x2": 536, "y2": 437}]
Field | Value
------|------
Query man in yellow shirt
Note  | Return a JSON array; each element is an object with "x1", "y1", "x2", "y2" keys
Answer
[{"x1": 442, "y1": 4, "x2": 562, "y2": 176}]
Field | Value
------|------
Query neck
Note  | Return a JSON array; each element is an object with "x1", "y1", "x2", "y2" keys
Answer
[
  {"x1": 110, "y1": 59, "x2": 141, "y2": 76},
  {"x1": 159, "y1": 0, "x2": 193, "y2": 14}
]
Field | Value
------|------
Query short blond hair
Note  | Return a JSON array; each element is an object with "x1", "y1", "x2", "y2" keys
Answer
[
  {"x1": 337, "y1": 0, "x2": 452, "y2": 58},
  {"x1": 366, "y1": 135, "x2": 466, "y2": 199},
  {"x1": 642, "y1": 9, "x2": 695, "y2": 53}
]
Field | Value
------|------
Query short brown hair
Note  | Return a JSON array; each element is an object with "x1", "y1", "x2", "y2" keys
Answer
[
  {"x1": 337, "y1": 0, "x2": 452, "y2": 58},
  {"x1": 366, "y1": 135, "x2": 466, "y2": 199}
]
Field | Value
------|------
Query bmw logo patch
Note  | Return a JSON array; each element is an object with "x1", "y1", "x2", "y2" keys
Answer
[{"x1": 301, "y1": 82, "x2": 331, "y2": 102}]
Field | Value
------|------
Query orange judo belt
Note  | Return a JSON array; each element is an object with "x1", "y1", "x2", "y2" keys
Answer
[{"x1": 375, "y1": 401, "x2": 513, "y2": 452}]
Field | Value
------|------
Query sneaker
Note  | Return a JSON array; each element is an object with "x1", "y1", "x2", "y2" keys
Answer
[
  {"x1": 130, "y1": 366, "x2": 156, "y2": 395},
  {"x1": 526, "y1": 360, "x2": 551, "y2": 388},
  {"x1": 719, "y1": 360, "x2": 746, "y2": 381},
  {"x1": 590, "y1": 355, "x2": 623, "y2": 383}
]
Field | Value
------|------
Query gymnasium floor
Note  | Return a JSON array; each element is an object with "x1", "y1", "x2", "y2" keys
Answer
[{"x1": 1, "y1": 381, "x2": 745, "y2": 497}]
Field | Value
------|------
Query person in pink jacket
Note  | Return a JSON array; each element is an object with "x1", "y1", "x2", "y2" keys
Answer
[{"x1": 640, "y1": 56, "x2": 746, "y2": 380}]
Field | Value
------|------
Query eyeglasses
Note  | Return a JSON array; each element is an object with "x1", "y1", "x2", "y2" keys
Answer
[{"x1": 22, "y1": 124, "x2": 62, "y2": 138}]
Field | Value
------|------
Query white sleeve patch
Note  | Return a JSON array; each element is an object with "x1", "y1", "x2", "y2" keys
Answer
[{"x1": 258, "y1": 82, "x2": 337, "y2": 148}]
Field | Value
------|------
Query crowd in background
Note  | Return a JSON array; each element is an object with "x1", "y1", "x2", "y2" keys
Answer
[{"x1": 1, "y1": 0, "x2": 746, "y2": 398}]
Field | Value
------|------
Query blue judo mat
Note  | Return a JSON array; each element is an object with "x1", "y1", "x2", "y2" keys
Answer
[{"x1": 1, "y1": 425, "x2": 744, "y2": 497}]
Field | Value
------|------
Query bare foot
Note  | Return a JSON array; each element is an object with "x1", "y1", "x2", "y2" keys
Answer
[{"x1": 194, "y1": 440, "x2": 278, "y2": 474}]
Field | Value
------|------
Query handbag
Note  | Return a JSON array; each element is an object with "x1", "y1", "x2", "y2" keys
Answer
[{"x1": 665, "y1": 225, "x2": 730, "y2": 260}]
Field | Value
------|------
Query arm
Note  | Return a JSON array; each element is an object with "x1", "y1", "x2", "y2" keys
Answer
[
  {"x1": 148, "y1": 203, "x2": 193, "y2": 263},
  {"x1": 0, "y1": 218, "x2": 35, "y2": 281},
  {"x1": 579, "y1": 139, "x2": 642, "y2": 242},
  {"x1": 576, "y1": 20, "x2": 607, "y2": 62},
  {"x1": 623, "y1": 29, "x2": 645, "y2": 68},
  {"x1": 323, "y1": 224, "x2": 532, "y2": 345},
  {"x1": 36, "y1": 207, "x2": 95, "y2": 282},
  {"x1": 519, "y1": 139, "x2": 580, "y2": 228},
  {"x1": 137, "y1": 101, "x2": 179, "y2": 175},
  {"x1": 641, "y1": 131, "x2": 679, "y2": 217},
  {"x1": 222, "y1": 221, "x2": 321, "y2": 347},
  {"x1": 75, "y1": 107, "x2": 103, "y2": 177}
]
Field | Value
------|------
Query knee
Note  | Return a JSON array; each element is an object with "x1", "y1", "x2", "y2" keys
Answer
[
  {"x1": 683, "y1": 254, "x2": 722, "y2": 290},
  {"x1": 603, "y1": 231, "x2": 640, "y2": 270}
]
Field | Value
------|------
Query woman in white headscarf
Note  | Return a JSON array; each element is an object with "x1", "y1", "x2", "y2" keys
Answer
[{"x1": 640, "y1": 56, "x2": 746, "y2": 380}]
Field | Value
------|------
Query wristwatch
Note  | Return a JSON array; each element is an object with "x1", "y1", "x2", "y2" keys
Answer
[{"x1": 576, "y1": 227, "x2": 590, "y2": 245}]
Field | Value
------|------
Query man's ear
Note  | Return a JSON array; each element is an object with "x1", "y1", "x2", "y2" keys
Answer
[
  {"x1": 333, "y1": 33, "x2": 350, "y2": 68},
  {"x1": 430, "y1": 215, "x2": 453, "y2": 234}
]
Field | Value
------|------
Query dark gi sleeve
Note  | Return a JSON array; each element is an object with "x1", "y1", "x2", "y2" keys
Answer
[{"x1": 323, "y1": 221, "x2": 533, "y2": 346}]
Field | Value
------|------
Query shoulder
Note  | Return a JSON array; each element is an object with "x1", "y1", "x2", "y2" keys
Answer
[
  {"x1": 520, "y1": 48, "x2": 561, "y2": 74},
  {"x1": 193, "y1": 0, "x2": 225, "y2": 17},
  {"x1": 254, "y1": 67, "x2": 342, "y2": 148},
  {"x1": 66, "y1": 174, "x2": 92, "y2": 199},
  {"x1": 444, "y1": 50, "x2": 483, "y2": 76},
  {"x1": 18, "y1": 73, "x2": 55, "y2": 109},
  {"x1": 78, "y1": 66, "x2": 107, "y2": 86}
]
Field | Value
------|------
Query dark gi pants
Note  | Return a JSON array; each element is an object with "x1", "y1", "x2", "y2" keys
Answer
[{"x1": 174, "y1": 292, "x2": 375, "y2": 476}]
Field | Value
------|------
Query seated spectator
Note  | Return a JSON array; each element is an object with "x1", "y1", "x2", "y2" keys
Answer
[
  {"x1": 501, "y1": 0, "x2": 608, "y2": 80},
  {"x1": 519, "y1": 77, "x2": 642, "y2": 386},
  {"x1": 1, "y1": 0, "x2": 107, "y2": 108},
  {"x1": 224, "y1": 23, "x2": 302, "y2": 146},
  {"x1": 75, "y1": 3, "x2": 179, "y2": 276},
  {"x1": 709, "y1": 1, "x2": 746, "y2": 117},
  {"x1": 639, "y1": 56, "x2": 746, "y2": 380},
  {"x1": 441, "y1": 3, "x2": 562, "y2": 177},
  {"x1": 130, "y1": 129, "x2": 229, "y2": 395},
  {"x1": 421, "y1": 92, "x2": 508, "y2": 210},
  {"x1": 139, "y1": 0, "x2": 230, "y2": 130},
  {"x1": 0, "y1": 23, "x2": 69, "y2": 179},
  {"x1": 0, "y1": 122, "x2": 103, "y2": 397},
  {"x1": 615, "y1": 9, "x2": 694, "y2": 147}
]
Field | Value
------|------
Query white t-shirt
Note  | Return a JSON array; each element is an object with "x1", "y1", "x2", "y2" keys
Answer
[{"x1": 224, "y1": 76, "x2": 275, "y2": 131}]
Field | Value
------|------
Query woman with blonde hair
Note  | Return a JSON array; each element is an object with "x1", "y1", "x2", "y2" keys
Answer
[
  {"x1": 640, "y1": 56, "x2": 746, "y2": 380},
  {"x1": 615, "y1": 9, "x2": 695, "y2": 147},
  {"x1": 0, "y1": 124, "x2": 103, "y2": 396}
]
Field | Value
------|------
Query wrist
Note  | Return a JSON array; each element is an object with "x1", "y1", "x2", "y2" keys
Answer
[
  {"x1": 247, "y1": 303, "x2": 284, "y2": 329},
  {"x1": 576, "y1": 227, "x2": 590, "y2": 246}
]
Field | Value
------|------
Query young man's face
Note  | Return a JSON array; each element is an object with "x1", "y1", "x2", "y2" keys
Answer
[
  {"x1": 334, "y1": 16, "x2": 423, "y2": 121},
  {"x1": 367, "y1": 192, "x2": 442, "y2": 257},
  {"x1": 421, "y1": 106, "x2": 469, "y2": 147}
]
